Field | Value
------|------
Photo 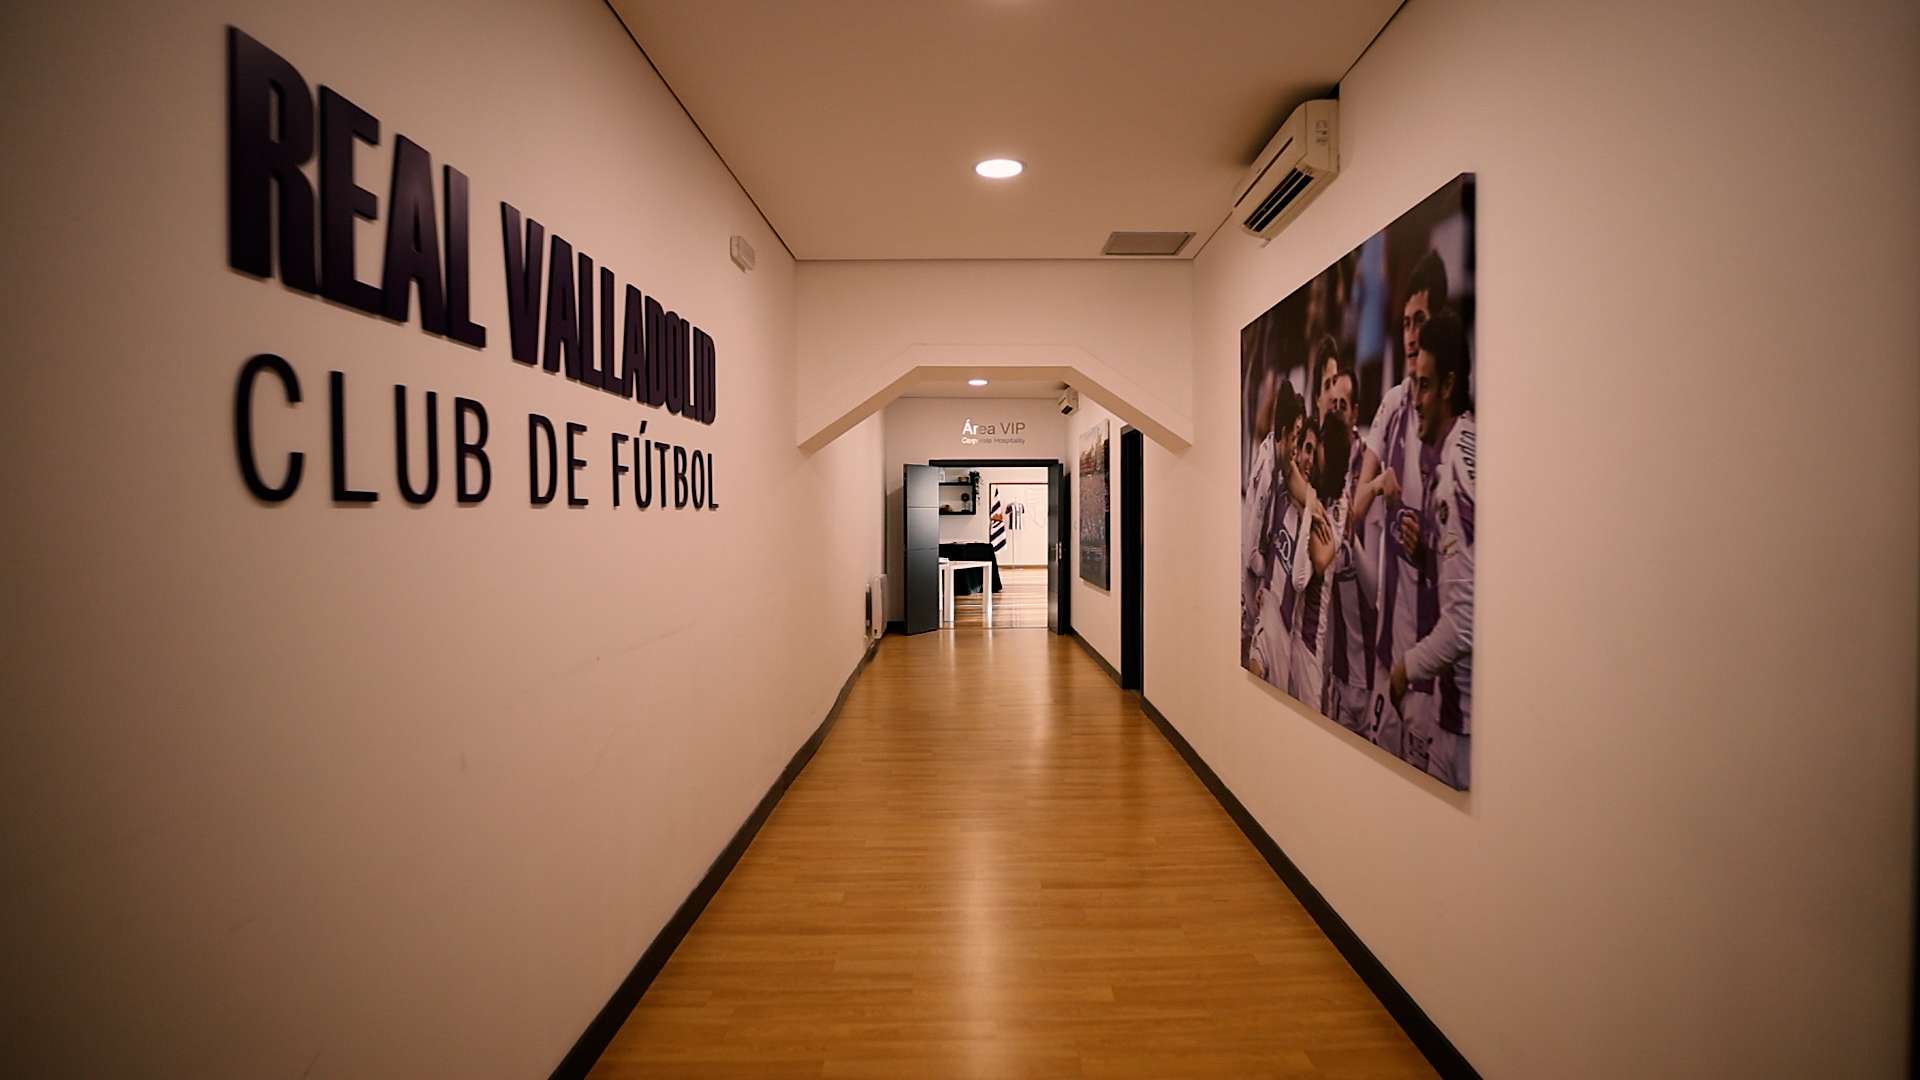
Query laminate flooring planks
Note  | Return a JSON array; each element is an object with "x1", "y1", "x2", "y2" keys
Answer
[{"x1": 590, "y1": 631, "x2": 1433, "y2": 1079}]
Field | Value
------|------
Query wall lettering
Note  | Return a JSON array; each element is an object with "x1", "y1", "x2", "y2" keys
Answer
[
  {"x1": 454, "y1": 397, "x2": 490, "y2": 503},
  {"x1": 224, "y1": 26, "x2": 723, "y2": 512},
  {"x1": 233, "y1": 353, "x2": 304, "y2": 501}
]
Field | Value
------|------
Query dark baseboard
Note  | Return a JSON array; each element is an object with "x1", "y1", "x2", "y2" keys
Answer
[
  {"x1": 1068, "y1": 630, "x2": 1122, "y2": 685},
  {"x1": 549, "y1": 637, "x2": 881, "y2": 1079},
  {"x1": 1135, "y1": 696, "x2": 1479, "y2": 1080}
]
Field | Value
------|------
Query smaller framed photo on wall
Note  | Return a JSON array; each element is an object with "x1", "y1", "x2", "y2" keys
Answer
[{"x1": 1078, "y1": 420, "x2": 1111, "y2": 588}]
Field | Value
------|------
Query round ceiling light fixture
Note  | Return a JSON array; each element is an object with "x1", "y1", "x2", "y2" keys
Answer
[
  {"x1": 968, "y1": 378, "x2": 990, "y2": 387},
  {"x1": 973, "y1": 158, "x2": 1023, "y2": 179}
]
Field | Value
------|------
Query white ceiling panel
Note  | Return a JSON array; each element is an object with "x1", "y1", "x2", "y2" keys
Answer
[{"x1": 610, "y1": 0, "x2": 1399, "y2": 260}]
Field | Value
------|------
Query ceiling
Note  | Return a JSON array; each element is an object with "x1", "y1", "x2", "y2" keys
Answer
[
  {"x1": 900, "y1": 377, "x2": 1070, "y2": 399},
  {"x1": 609, "y1": 1, "x2": 1401, "y2": 261}
]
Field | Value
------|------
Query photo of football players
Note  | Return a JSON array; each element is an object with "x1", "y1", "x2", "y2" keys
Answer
[
  {"x1": 1238, "y1": 174, "x2": 1476, "y2": 790},
  {"x1": 1391, "y1": 308, "x2": 1474, "y2": 788}
]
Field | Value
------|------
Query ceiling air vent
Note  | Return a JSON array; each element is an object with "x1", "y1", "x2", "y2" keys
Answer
[{"x1": 1102, "y1": 230, "x2": 1194, "y2": 257}]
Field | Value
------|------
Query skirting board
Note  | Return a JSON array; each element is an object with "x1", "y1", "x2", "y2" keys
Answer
[
  {"x1": 1069, "y1": 629, "x2": 1122, "y2": 685},
  {"x1": 1135, "y1": 695, "x2": 1481, "y2": 1080},
  {"x1": 548, "y1": 636, "x2": 881, "y2": 1079},
  {"x1": 1064, "y1": 629, "x2": 1476, "y2": 1077}
]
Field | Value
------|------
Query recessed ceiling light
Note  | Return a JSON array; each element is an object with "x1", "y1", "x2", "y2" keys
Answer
[
  {"x1": 968, "y1": 378, "x2": 990, "y2": 387},
  {"x1": 974, "y1": 158, "x2": 1023, "y2": 179}
]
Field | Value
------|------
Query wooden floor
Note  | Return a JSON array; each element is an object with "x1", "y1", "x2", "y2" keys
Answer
[
  {"x1": 590, "y1": 631, "x2": 1433, "y2": 1079},
  {"x1": 952, "y1": 565, "x2": 1049, "y2": 629}
]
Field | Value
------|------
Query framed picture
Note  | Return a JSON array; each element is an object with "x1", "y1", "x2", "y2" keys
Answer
[
  {"x1": 1239, "y1": 174, "x2": 1476, "y2": 790},
  {"x1": 1078, "y1": 420, "x2": 1110, "y2": 588}
]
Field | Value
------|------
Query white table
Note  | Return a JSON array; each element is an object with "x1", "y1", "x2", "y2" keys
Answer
[{"x1": 939, "y1": 559, "x2": 995, "y2": 628}]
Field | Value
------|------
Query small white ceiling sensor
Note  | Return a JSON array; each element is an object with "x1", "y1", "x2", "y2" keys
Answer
[
  {"x1": 974, "y1": 158, "x2": 1023, "y2": 179},
  {"x1": 968, "y1": 378, "x2": 990, "y2": 386}
]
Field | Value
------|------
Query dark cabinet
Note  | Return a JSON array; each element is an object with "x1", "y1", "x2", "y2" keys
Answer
[
  {"x1": 905, "y1": 505, "x2": 940, "y2": 553},
  {"x1": 905, "y1": 464, "x2": 939, "y2": 510},
  {"x1": 903, "y1": 464, "x2": 941, "y2": 634}
]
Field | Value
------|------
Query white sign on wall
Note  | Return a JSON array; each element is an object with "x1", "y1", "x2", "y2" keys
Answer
[{"x1": 960, "y1": 417, "x2": 1027, "y2": 446}]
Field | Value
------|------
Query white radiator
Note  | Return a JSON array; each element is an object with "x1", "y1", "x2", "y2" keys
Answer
[{"x1": 866, "y1": 574, "x2": 888, "y2": 642}]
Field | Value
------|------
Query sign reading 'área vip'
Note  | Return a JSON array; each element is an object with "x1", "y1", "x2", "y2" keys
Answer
[{"x1": 959, "y1": 417, "x2": 1028, "y2": 446}]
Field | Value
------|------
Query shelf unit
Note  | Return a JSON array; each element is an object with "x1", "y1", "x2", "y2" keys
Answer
[{"x1": 936, "y1": 470, "x2": 980, "y2": 515}]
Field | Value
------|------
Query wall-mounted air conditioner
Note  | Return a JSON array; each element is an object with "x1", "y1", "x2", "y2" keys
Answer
[{"x1": 1230, "y1": 99, "x2": 1338, "y2": 242}]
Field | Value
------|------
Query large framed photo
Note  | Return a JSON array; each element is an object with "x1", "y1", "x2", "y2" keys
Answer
[
  {"x1": 1239, "y1": 174, "x2": 1476, "y2": 790},
  {"x1": 1078, "y1": 420, "x2": 1111, "y2": 588}
]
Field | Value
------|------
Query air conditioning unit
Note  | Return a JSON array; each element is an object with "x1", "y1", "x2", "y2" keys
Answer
[{"x1": 1230, "y1": 99, "x2": 1338, "y2": 242}]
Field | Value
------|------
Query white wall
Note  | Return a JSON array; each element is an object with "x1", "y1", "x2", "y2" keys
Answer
[
  {"x1": 796, "y1": 259, "x2": 1194, "y2": 448},
  {"x1": 881, "y1": 397, "x2": 1068, "y2": 618},
  {"x1": 0, "y1": 2, "x2": 882, "y2": 1076},
  {"x1": 940, "y1": 466, "x2": 1050, "y2": 546},
  {"x1": 1148, "y1": 0, "x2": 1920, "y2": 1076},
  {"x1": 1068, "y1": 398, "x2": 1125, "y2": 672}
]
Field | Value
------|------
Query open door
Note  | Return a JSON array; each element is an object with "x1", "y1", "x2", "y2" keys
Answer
[
  {"x1": 1120, "y1": 427, "x2": 1144, "y2": 690},
  {"x1": 903, "y1": 464, "x2": 941, "y2": 634},
  {"x1": 1047, "y1": 460, "x2": 1071, "y2": 634}
]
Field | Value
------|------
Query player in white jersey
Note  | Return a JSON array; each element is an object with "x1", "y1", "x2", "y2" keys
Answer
[
  {"x1": 1364, "y1": 378, "x2": 1436, "y2": 766},
  {"x1": 1390, "y1": 310, "x2": 1475, "y2": 789},
  {"x1": 1309, "y1": 336, "x2": 1364, "y2": 527},
  {"x1": 1249, "y1": 482, "x2": 1311, "y2": 685},
  {"x1": 1309, "y1": 334, "x2": 1343, "y2": 424},
  {"x1": 1350, "y1": 250, "x2": 1445, "y2": 542},
  {"x1": 1324, "y1": 519, "x2": 1377, "y2": 735},
  {"x1": 1308, "y1": 335, "x2": 1362, "y2": 523},
  {"x1": 1241, "y1": 367, "x2": 1282, "y2": 666},
  {"x1": 1242, "y1": 430, "x2": 1276, "y2": 665},
  {"x1": 1353, "y1": 252, "x2": 1448, "y2": 764},
  {"x1": 1310, "y1": 364, "x2": 1375, "y2": 734},
  {"x1": 1246, "y1": 384, "x2": 1306, "y2": 680},
  {"x1": 1287, "y1": 413, "x2": 1349, "y2": 714}
]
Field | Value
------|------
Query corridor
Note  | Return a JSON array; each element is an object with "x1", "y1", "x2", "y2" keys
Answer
[{"x1": 589, "y1": 632, "x2": 1432, "y2": 1078}]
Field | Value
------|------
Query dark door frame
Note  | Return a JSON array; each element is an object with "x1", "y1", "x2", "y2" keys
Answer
[
  {"x1": 928, "y1": 458, "x2": 1067, "y2": 468},
  {"x1": 1119, "y1": 427, "x2": 1144, "y2": 690},
  {"x1": 929, "y1": 458, "x2": 1069, "y2": 635}
]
